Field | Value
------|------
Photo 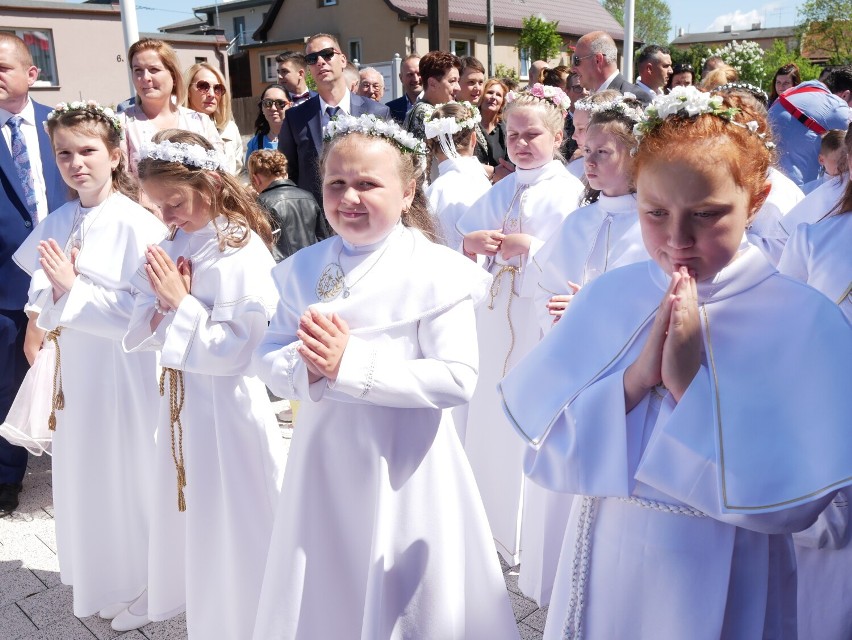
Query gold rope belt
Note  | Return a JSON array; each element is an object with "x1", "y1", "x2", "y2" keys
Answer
[
  {"x1": 488, "y1": 264, "x2": 520, "y2": 376},
  {"x1": 159, "y1": 367, "x2": 187, "y2": 512},
  {"x1": 46, "y1": 328, "x2": 64, "y2": 431}
]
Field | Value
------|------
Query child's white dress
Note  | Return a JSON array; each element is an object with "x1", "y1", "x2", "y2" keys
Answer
[
  {"x1": 252, "y1": 224, "x2": 519, "y2": 640},
  {"x1": 501, "y1": 243, "x2": 852, "y2": 639},
  {"x1": 456, "y1": 160, "x2": 584, "y2": 564},
  {"x1": 123, "y1": 218, "x2": 285, "y2": 639},
  {"x1": 425, "y1": 155, "x2": 491, "y2": 249},
  {"x1": 13, "y1": 193, "x2": 166, "y2": 616}
]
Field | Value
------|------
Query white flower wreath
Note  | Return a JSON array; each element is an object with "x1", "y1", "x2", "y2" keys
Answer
[
  {"x1": 46, "y1": 100, "x2": 122, "y2": 137},
  {"x1": 324, "y1": 113, "x2": 426, "y2": 155},
  {"x1": 424, "y1": 101, "x2": 482, "y2": 140},
  {"x1": 140, "y1": 140, "x2": 225, "y2": 170}
]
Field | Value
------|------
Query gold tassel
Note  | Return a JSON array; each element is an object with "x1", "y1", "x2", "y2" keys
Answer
[
  {"x1": 160, "y1": 367, "x2": 187, "y2": 512},
  {"x1": 46, "y1": 328, "x2": 64, "y2": 431}
]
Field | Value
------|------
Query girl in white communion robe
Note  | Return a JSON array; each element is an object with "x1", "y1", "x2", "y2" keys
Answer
[{"x1": 499, "y1": 87, "x2": 852, "y2": 640}]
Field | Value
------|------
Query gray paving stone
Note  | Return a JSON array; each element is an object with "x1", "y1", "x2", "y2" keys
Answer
[
  {"x1": 80, "y1": 612, "x2": 124, "y2": 640},
  {"x1": 0, "y1": 534, "x2": 59, "y2": 579},
  {"x1": 18, "y1": 615, "x2": 96, "y2": 639},
  {"x1": 509, "y1": 590, "x2": 539, "y2": 622},
  {"x1": 503, "y1": 566, "x2": 524, "y2": 596},
  {"x1": 115, "y1": 632, "x2": 146, "y2": 640},
  {"x1": 22, "y1": 455, "x2": 53, "y2": 488},
  {"x1": 0, "y1": 602, "x2": 38, "y2": 638},
  {"x1": 139, "y1": 612, "x2": 188, "y2": 640},
  {"x1": 521, "y1": 605, "x2": 548, "y2": 632},
  {"x1": 8, "y1": 484, "x2": 54, "y2": 520},
  {"x1": 518, "y1": 621, "x2": 545, "y2": 640},
  {"x1": 17, "y1": 583, "x2": 75, "y2": 628},
  {"x1": 0, "y1": 568, "x2": 47, "y2": 608}
]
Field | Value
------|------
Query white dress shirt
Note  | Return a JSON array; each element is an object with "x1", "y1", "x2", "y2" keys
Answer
[{"x1": 319, "y1": 90, "x2": 352, "y2": 129}]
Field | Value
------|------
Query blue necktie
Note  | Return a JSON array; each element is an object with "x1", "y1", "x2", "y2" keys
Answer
[
  {"x1": 7, "y1": 116, "x2": 37, "y2": 221},
  {"x1": 326, "y1": 106, "x2": 341, "y2": 119}
]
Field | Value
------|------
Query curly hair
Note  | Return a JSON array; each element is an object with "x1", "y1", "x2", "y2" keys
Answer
[
  {"x1": 320, "y1": 133, "x2": 437, "y2": 242},
  {"x1": 46, "y1": 108, "x2": 137, "y2": 201},
  {"x1": 137, "y1": 129, "x2": 273, "y2": 250},
  {"x1": 419, "y1": 51, "x2": 462, "y2": 86},
  {"x1": 248, "y1": 149, "x2": 288, "y2": 178}
]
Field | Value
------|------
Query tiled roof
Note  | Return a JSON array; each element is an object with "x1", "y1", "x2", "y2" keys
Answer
[{"x1": 672, "y1": 26, "x2": 797, "y2": 46}]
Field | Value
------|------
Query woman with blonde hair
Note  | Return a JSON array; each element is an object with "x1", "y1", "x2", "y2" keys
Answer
[
  {"x1": 184, "y1": 61, "x2": 244, "y2": 175},
  {"x1": 119, "y1": 38, "x2": 223, "y2": 176}
]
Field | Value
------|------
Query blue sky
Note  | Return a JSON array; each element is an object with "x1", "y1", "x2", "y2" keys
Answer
[{"x1": 120, "y1": 0, "x2": 803, "y2": 42}]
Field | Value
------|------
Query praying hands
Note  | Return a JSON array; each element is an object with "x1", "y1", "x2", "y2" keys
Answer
[
  {"x1": 38, "y1": 239, "x2": 78, "y2": 302},
  {"x1": 297, "y1": 308, "x2": 349, "y2": 383}
]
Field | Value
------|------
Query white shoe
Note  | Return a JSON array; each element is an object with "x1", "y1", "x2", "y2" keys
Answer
[
  {"x1": 111, "y1": 590, "x2": 150, "y2": 631},
  {"x1": 98, "y1": 601, "x2": 131, "y2": 620}
]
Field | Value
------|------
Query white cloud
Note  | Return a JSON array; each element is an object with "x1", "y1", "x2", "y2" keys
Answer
[{"x1": 706, "y1": 4, "x2": 781, "y2": 32}]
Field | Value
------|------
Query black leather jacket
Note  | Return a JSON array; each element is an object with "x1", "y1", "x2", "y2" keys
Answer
[{"x1": 257, "y1": 179, "x2": 329, "y2": 262}]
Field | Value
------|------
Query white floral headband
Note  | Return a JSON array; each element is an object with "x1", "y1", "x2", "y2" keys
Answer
[
  {"x1": 424, "y1": 101, "x2": 481, "y2": 159},
  {"x1": 140, "y1": 139, "x2": 225, "y2": 170},
  {"x1": 506, "y1": 83, "x2": 571, "y2": 116},
  {"x1": 633, "y1": 85, "x2": 774, "y2": 149},
  {"x1": 324, "y1": 113, "x2": 426, "y2": 155},
  {"x1": 585, "y1": 92, "x2": 644, "y2": 124},
  {"x1": 46, "y1": 100, "x2": 122, "y2": 138}
]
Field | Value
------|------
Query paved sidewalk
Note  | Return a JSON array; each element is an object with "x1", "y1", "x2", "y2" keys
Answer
[{"x1": 0, "y1": 423, "x2": 548, "y2": 639}]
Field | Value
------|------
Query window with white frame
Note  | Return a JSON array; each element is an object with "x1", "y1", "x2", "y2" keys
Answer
[
  {"x1": 1, "y1": 28, "x2": 59, "y2": 86},
  {"x1": 320, "y1": 0, "x2": 337, "y2": 6},
  {"x1": 348, "y1": 40, "x2": 361, "y2": 64},
  {"x1": 262, "y1": 54, "x2": 279, "y2": 82},
  {"x1": 450, "y1": 39, "x2": 471, "y2": 58},
  {"x1": 519, "y1": 47, "x2": 531, "y2": 78}
]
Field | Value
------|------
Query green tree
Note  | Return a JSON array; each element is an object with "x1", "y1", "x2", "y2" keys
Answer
[
  {"x1": 670, "y1": 43, "x2": 711, "y2": 81},
  {"x1": 602, "y1": 0, "x2": 672, "y2": 45},
  {"x1": 762, "y1": 39, "x2": 822, "y2": 92},
  {"x1": 796, "y1": 0, "x2": 852, "y2": 65},
  {"x1": 517, "y1": 15, "x2": 564, "y2": 62}
]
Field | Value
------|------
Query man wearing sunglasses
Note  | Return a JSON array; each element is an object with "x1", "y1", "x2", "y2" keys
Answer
[
  {"x1": 279, "y1": 32, "x2": 390, "y2": 203},
  {"x1": 571, "y1": 31, "x2": 652, "y2": 105}
]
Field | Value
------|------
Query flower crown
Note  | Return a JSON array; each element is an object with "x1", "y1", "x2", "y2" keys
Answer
[
  {"x1": 506, "y1": 83, "x2": 571, "y2": 115},
  {"x1": 712, "y1": 82, "x2": 769, "y2": 105},
  {"x1": 424, "y1": 101, "x2": 482, "y2": 140},
  {"x1": 140, "y1": 139, "x2": 225, "y2": 170},
  {"x1": 46, "y1": 100, "x2": 122, "y2": 137},
  {"x1": 585, "y1": 92, "x2": 644, "y2": 123},
  {"x1": 324, "y1": 113, "x2": 426, "y2": 155},
  {"x1": 633, "y1": 86, "x2": 775, "y2": 149}
]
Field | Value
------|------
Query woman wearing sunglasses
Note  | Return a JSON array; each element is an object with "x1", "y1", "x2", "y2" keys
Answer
[
  {"x1": 245, "y1": 84, "x2": 290, "y2": 169},
  {"x1": 120, "y1": 38, "x2": 223, "y2": 177},
  {"x1": 184, "y1": 62, "x2": 244, "y2": 175}
]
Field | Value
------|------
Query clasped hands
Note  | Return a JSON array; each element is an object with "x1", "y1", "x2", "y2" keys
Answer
[
  {"x1": 463, "y1": 230, "x2": 531, "y2": 261},
  {"x1": 624, "y1": 266, "x2": 701, "y2": 411},
  {"x1": 297, "y1": 308, "x2": 349, "y2": 384},
  {"x1": 38, "y1": 239, "x2": 78, "y2": 302}
]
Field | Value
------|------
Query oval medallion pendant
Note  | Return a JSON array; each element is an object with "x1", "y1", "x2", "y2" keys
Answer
[{"x1": 316, "y1": 262, "x2": 346, "y2": 302}]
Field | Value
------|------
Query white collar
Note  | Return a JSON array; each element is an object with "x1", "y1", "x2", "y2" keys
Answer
[
  {"x1": 597, "y1": 192, "x2": 638, "y2": 215},
  {"x1": 514, "y1": 160, "x2": 566, "y2": 186},
  {"x1": 636, "y1": 79, "x2": 660, "y2": 95},
  {"x1": 319, "y1": 90, "x2": 352, "y2": 117},
  {"x1": 0, "y1": 97, "x2": 35, "y2": 127}
]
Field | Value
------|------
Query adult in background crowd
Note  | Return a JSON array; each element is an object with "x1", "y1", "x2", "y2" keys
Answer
[
  {"x1": 119, "y1": 38, "x2": 223, "y2": 176},
  {"x1": 280, "y1": 33, "x2": 389, "y2": 202},
  {"x1": 768, "y1": 63, "x2": 801, "y2": 105},
  {"x1": 357, "y1": 67, "x2": 385, "y2": 102},
  {"x1": 474, "y1": 78, "x2": 511, "y2": 178},
  {"x1": 457, "y1": 56, "x2": 486, "y2": 104},
  {"x1": 385, "y1": 53, "x2": 422, "y2": 124},
  {"x1": 343, "y1": 62, "x2": 359, "y2": 93},
  {"x1": 768, "y1": 67, "x2": 851, "y2": 186},
  {"x1": 184, "y1": 62, "x2": 244, "y2": 175},
  {"x1": 667, "y1": 62, "x2": 694, "y2": 91},
  {"x1": 0, "y1": 33, "x2": 67, "y2": 515},
  {"x1": 703, "y1": 55, "x2": 725, "y2": 76},
  {"x1": 543, "y1": 66, "x2": 577, "y2": 158},
  {"x1": 571, "y1": 31, "x2": 652, "y2": 104},
  {"x1": 542, "y1": 65, "x2": 570, "y2": 91},
  {"x1": 526, "y1": 59, "x2": 548, "y2": 87},
  {"x1": 276, "y1": 51, "x2": 316, "y2": 106},
  {"x1": 245, "y1": 84, "x2": 290, "y2": 167},
  {"x1": 564, "y1": 71, "x2": 588, "y2": 158},
  {"x1": 247, "y1": 149, "x2": 327, "y2": 262},
  {"x1": 636, "y1": 44, "x2": 672, "y2": 96},
  {"x1": 404, "y1": 51, "x2": 461, "y2": 140}
]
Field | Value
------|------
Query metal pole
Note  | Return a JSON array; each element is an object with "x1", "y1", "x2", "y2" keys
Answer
[
  {"x1": 486, "y1": 0, "x2": 494, "y2": 77},
  {"x1": 622, "y1": 0, "x2": 635, "y2": 82},
  {"x1": 118, "y1": 0, "x2": 139, "y2": 96}
]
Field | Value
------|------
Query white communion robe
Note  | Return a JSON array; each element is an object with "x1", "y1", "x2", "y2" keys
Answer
[
  {"x1": 780, "y1": 173, "x2": 848, "y2": 235},
  {"x1": 123, "y1": 219, "x2": 285, "y2": 639},
  {"x1": 425, "y1": 156, "x2": 491, "y2": 250},
  {"x1": 13, "y1": 193, "x2": 166, "y2": 617},
  {"x1": 517, "y1": 192, "x2": 647, "y2": 606},
  {"x1": 748, "y1": 167, "x2": 804, "y2": 266},
  {"x1": 456, "y1": 160, "x2": 584, "y2": 564},
  {"x1": 499, "y1": 244, "x2": 852, "y2": 639},
  {"x1": 251, "y1": 224, "x2": 519, "y2": 640},
  {"x1": 778, "y1": 212, "x2": 852, "y2": 639}
]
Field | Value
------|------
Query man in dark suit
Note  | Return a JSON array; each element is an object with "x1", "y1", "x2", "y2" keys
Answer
[
  {"x1": 0, "y1": 33, "x2": 67, "y2": 515},
  {"x1": 385, "y1": 54, "x2": 422, "y2": 125},
  {"x1": 279, "y1": 33, "x2": 390, "y2": 203},
  {"x1": 276, "y1": 51, "x2": 317, "y2": 107},
  {"x1": 571, "y1": 31, "x2": 653, "y2": 105}
]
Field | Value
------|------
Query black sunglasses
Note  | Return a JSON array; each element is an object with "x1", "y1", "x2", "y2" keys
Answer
[
  {"x1": 572, "y1": 53, "x2": 595, "y2": 67},
  {"x1": 194, "y1": 80, "x2": 226, "y2": 96},
  {"x1": 305, "y1": 48, "x2": 339, "y2": 65},
  {"x1": 261, "y1": 98, "x2": 289, "y2": 109}
]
